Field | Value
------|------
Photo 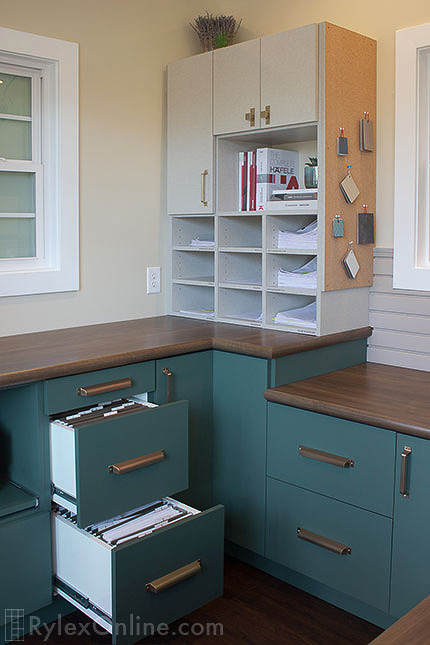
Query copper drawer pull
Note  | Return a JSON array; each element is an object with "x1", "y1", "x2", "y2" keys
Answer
[
  {"x1": 297, "y1": 527, "x2": 351, "y2": 556},
  {"x1": 400, "y1": 446, "x2": 412, "y2": 498},
  {"x1": 299, "y1": 445, "x2": 354, "y2": 468},
  {"x1": 77, "y1": 377, "x2": 132, "y2": 397},
  {"x1": 146, "y1": 559, "x2": 202, "y2": 593},
  {"x1": 162, "y1": 367, "x2": 173, "y2": 403},
  {"x1": 108, "y1": 449, "x2": 165, "y2": 474}
]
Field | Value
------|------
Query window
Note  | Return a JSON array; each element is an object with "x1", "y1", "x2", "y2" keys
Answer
[
  {"x1": 0, "y1": 27, "x2": 78, "y2": 297},
  {"x1": 394, "y1": 24, "x2": 430, "y2": 291}
]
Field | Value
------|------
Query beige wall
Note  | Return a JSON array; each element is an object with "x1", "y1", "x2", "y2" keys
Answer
[{"x1": 0, "y1": 0, "x2": 428, "y2": 336}]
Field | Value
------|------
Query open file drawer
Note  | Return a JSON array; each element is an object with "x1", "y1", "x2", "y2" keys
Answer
[
  {"x1": 52, "y1": 500, "x2": 224, "y2": 645},
  {"x1": 50, "y1": 399, "x2": 188, "y2": 527}
]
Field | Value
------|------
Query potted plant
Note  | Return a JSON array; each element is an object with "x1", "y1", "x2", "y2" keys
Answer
[
  {"x1": 191, "y1": 13, "x2": 242, "y2": 52},
  {"x1": 304, "y1": 157, "x2": 318, "y2": 189}
]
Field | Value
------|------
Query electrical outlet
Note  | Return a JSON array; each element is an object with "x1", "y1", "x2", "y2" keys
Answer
[{"x1": 146, "y1": 267, "x2": 161, "y2": 294}]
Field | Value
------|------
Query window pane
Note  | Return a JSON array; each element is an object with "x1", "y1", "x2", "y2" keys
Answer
[
  {"x1": 0, "y1": 217, "x2": 35, "y2": 257},
  {"x1": 0, "y1": 118, "x2": 31, "y2": 159},
  {"x1": 0, "y1": 72, "x2": 31, "y2": 116},
  {"x1": 0, "y1": 172, "x2": 35, "y2": 213}
]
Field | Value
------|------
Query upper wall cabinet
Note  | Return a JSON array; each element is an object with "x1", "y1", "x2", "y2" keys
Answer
[
  {"x1": 167, "y1": 52, "x2": 214, "y2": 214},
  {"x1": 261, "y1": 25, "x2": 318, "y2": 129},
  {"x1": 213, "y1": 39, "x2": 261, "y2": 135},
  {"x1": 213, "y1": 24, "x2": 318, "y2": 135}
]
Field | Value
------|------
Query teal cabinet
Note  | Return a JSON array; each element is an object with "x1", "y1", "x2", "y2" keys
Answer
[
  {"x1": 154, "y1": 351, "x2": 213, "y2": 509},
  {"x1": 390, "y1": 434, "x2": 430, "y2": 618},
  {"x1": 267, "y1": 403, "x2": 396, "y2": 517},
  {"x1": 266, "y1": 477, "x2": 392, "y2": 612},
  {"x1": 212, "y1": 351, "x2": 269, "y2": 555},
  {"x1": 0, "y1": 512, "x2": 52, "y2": 627}
]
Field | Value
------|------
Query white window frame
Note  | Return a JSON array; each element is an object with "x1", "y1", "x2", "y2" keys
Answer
[
  {"x1": 0, "y1": 27, "x2": 78, "y2": 296},
  {"x1": 394, "y1": 24, "x2": 430, "y2": 291}
]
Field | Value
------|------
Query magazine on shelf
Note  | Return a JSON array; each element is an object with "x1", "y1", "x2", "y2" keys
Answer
[{"x1": 256, "y1": 148, "x2": 299, "y2": 210}]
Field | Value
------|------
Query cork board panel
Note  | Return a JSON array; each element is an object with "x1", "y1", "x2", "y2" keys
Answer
[{"x1": 324, "y1": 23, "x2": 376, "y2": 291}]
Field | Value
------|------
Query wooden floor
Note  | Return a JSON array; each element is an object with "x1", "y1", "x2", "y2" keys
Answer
[{"x1": 18, "y1": 556, "x2": 383, "y2": 644}]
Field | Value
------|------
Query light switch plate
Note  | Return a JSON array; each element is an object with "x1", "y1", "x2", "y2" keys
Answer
[{"x1": 147, "y1": 267, "x2": 161, "y2": 293}]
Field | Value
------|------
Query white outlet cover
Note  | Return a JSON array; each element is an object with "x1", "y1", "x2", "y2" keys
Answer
[{"x1": 146, "y1": 267, "x2": 161, "y2": 294}]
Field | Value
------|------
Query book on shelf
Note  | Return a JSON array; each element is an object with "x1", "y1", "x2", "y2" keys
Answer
[
  {"x1": 238, "y1": 148, "x2": 300, "y2": 212},
  {"x1": 256, "y1": 148, "x2": 299, "y2": 211},
  {"x1": 268, "y1": 188, "x2": 318, "y2": 212},
  {"x1": 238, "y1": 151, "x2": 248, "y2": 211},
  {"x1": 247, "y1": 150, "x2": 257, "y2": 212}
]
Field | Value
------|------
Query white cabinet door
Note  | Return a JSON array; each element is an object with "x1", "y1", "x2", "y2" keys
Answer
[
  {"x1": 213, "y1": 39, "x2": 261, "y2": 135},
  {"x1": 167, "y1": 52, "x2": 214, "y2": 214},
  {"x1": 261, "y1": 24, "x2": 318, "y2": 128}
]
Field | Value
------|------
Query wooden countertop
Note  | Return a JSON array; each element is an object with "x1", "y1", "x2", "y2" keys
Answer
[
  {"x1": 265, "y1": 362, "x2": 430, "y2": 439},
  {"x1": 0, "y1": 316, "x2": 371, "y2": 388},
  {"x1": 370, "y1": 596, "x2": 430, "y2": 644}
]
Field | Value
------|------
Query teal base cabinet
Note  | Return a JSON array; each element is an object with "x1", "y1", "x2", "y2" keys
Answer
[
  {"x1": 154, "y1": 351, "x2": 213, "y2": 510},
  {"x1": 0, "y1": 511, "x2": 52, "y2": 628},
  {"x1": 213, "y1": 351, "x2": 269, "y2": 556},
  {"x1": 266, "y1": 478, "x2": 392, "y2": 612},
  {"x1": 390, "y1": 434, "x2": 430, "y2": 618}
]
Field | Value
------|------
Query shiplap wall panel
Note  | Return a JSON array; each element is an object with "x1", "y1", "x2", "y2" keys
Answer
[{"x1": 368, "y1": 249, "x2": 430, "y2": 371}]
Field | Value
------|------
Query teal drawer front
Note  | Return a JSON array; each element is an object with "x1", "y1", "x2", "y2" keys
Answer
[
  {"x1": 44, "y1": 361, "x2": 155, "y2": 415},
  {"x1": 266, "y1": 478, "x2": 392, "y2": 612},
  {"x1": 267, "y1": 403, "x2": 396, "y2": 517},
  {"x1": 0, "y1": 512, "x2": 52, "y2": 626},
  {"x1": 113, "y1": 505, "x2": 224, "y2": 644},
  {"x1": 51, "y1": 401, "x2": 188, "y2": 527},
  {"x1": 53, "y1": 503, "x2": 224, "y2": 645}
]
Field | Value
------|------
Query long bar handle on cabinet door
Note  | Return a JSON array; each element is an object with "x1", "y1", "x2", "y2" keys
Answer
[
  {"x1": 299, "y1": 445, "x2": 354, "y2": 468},
  {"x1": 108, "y1": 449, "x2": 165, "y2": 475},
  {"x1": 162, "y1": 367, "x2": 173, "y2": 403},
  {"x1": 201, "y1": 170, "x2": 208, "y2": 206},
  {"x1": 260, "y1": 105, "x2": 271, "y2": 125},
  {"x1": 400, "y1": 446, "x2": 412, "y2": 498},
  {"x1": 146, "y1": 559, "x2": 202, "y2": 593},
  {"x1": 77, "y1": 377, "x2": 132, "y2": 397},
  {"x1": 245, "y1": 107, "x2": 256, "y2": 127},
  {"x1": 297, "y1": 527, "x2": 351, "y2": 556}
]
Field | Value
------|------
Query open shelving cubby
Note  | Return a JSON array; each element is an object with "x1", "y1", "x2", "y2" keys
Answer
[
  {"x1": 172, "y1": 250, "x2": 214, "y2": 286},
  {"x1": 218, "y1": 287, "x2": 262, "y2": 326},
  {"x1": 172, "y1": 215, "x2": 215, "y2": 250},
  {"x1": 171, "y1": 283, "x2": 214, "y2": 321},
  {"x1": 218, "y1": 251, "x2": 262, "y2": 290},
  {"x1": 266, "y1": 292, "x2": 317, "y2": 333},
  {"x1": 266, "y1": 252, "x2": 317, "y2": 295}
]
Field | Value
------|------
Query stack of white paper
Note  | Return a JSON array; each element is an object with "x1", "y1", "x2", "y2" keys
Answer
[
  {"x1": 273, "y1": 301, "x2": 316, "y2": 328},
  {"x1": 190, "y1": 238, "x2": 214, "y2": 247},
  {"x1": 277, "y1": 220, "x2": 317, "y2": 250},
  {"x1": 179, "y1": 308, "x2": 214, "y2": 318},
  {"x1": 230, "y1": 311, "x2": 263, "y2": 322},
  {"x1": 277, "y1": 257, "x2": 317, "y2": 289}
]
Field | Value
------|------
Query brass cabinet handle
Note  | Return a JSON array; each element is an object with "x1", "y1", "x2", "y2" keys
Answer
[
  {"x1": 260, "y1": 105, "x2": 271, "y2": 125},
  {"x1": 77, "y1": 377, "x2": 132, "y2": 397},
  {"x1": 299, "y1": 445, "x2": 354, "y2": 468},
  {"x1": 146, "y1": 559, "x2": 201, "y2": 593},
  {"x1": 245, "y1": 107, "x2": 256, "y2": 127},
  {"x1": 201, "y1": 170, "x2": 208, "y2": 206},
  {"x1": 108, "y1": 449, "x2": 165, "y2": 474},
  {"x1": 162, "y1": 367, "x2": 173, "y2": 403},
  {"x1": 400, "y1": 446, "x2": 412, "y2": 497},
  {"x1": 297, "y1": 527, "x2": 351, "y2": 556}
]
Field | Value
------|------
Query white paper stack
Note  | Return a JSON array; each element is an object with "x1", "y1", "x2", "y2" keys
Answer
[
  {"x1": 228, "y1": 311, "x2": 262, "y2": 322},
  {"x1": 273, "y1": 301, "x2": 316, "y2": 329},
  {"x1": 277, "y1": 220, "x2": 317, "y2": 250},
  {"x1": 179, "y1": 308, "x2": 215, "y2": 318},
  {"x1": 277, "y1": 257, "x2": 317, "y2": 289},
  {"x1": 190, "y1": 238, "x2": 214, "y2": 248}
]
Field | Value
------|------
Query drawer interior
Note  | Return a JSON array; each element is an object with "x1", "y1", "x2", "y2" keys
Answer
[{"x1": 52, "y1": 498, "x2": 224, "y2": 640}]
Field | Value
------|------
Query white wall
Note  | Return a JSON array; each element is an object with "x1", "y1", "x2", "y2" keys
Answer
[{"x1": 1, "y1": 0, "x2": 429, "y2": 336}]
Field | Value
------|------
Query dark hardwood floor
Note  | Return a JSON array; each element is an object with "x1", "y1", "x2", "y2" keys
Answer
[{"x1": 17, "y1": 556, "x2": 383, "y2": 644}]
